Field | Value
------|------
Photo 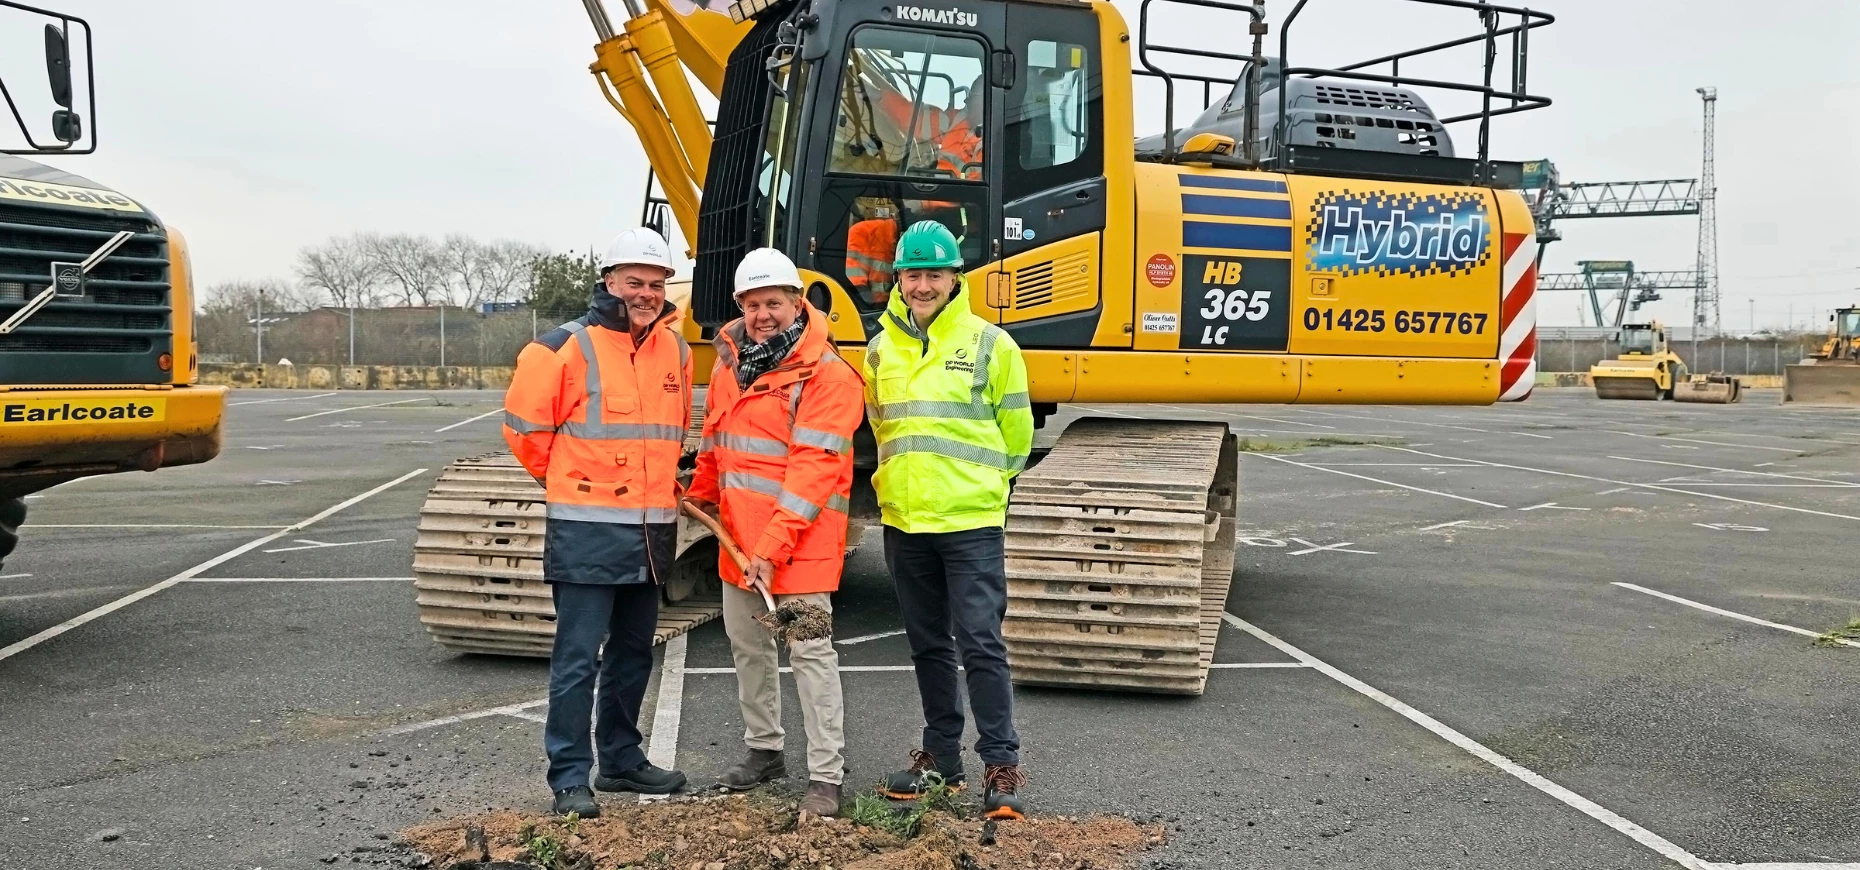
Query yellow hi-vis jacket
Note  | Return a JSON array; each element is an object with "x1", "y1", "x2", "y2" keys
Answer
[{"x1": 863, "y1": 280, "x2": 1033, "y2": 533}]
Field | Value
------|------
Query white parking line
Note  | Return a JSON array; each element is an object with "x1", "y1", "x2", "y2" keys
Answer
[
  {"x1": 1068, "y1": 405, "x2": 1144, "y2": 419},
  {"x1": 1153, "y1": 404, "x2": 1337, "y2": 429},
  {"x1": 261, "y1": 538, "x2": 394, "y2": 553},
  {"x1": 1219, "y1": 612, "x2": 1712, "y2": 869},
  {"x1": 0, "y1": 573, "x2": 31, "y2": 580},
  {"x1": 230, "y1": 391, "x2": 338, "y2": 406},
  {"x1": 1285, "y1": 538, "x2": 1375, "y2": 556},
  {"x1": 1375, "y1": 446, "x2": 1860, "y2": 524},
  {"x1": 379, "y1": 699, "x2": 548, "y2": 736},
  {"x1": 0, "y1": 467, "x2": 429, "y2": 664},
  {"x1": 836, "y1": 629, "x2": 906, "y2": 646},
  {"x1": 180, "y1": 576, "x2": 414, "y2": 583},
  {"x1": 679, "y1": 663, "x2": 1307, "y2": 675},
  {"x1": 640, "y1": 633, "x2": 689, "y2": 802},
  {"x1": 1707, "y1": 863, "x2": 1860, "y2": 869},
  {"x1": 1612, "y1": 583, "x2": 1860, "y2": 649},
  {"x1": 1609, "y1": 431, "x2": 1801, "y2": 453},
  {"x1": 29, "y1": 523, "x2": 290, "y2": 530},
  {"x1": 1608, "y1": 456, "x2": 1860, "y2": 487},
  {"x1": 287, "y1": 398, "x2": 425, "y2": 422},
  {"x1": 1248, "y1": 452, "x2": 1509, "y2": 509},
  {"x1": 435, "y1": 409, "x2": 500, "y2": 433}
]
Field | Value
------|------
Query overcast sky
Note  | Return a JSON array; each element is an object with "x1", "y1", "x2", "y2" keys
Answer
[{"x1": 3, "y1": 0, "x2": 1855, "y2": 329}]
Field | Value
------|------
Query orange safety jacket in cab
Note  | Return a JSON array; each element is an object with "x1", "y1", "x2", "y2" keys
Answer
[
  {"x1": 687, "y1": 302, "x2": 863, "y2": 595},
  {"x1": 503, "y1": 290, "x2": 693, "y2": 585}
]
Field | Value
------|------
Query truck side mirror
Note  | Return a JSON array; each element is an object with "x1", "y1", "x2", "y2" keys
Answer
[{"x1": 45, "y1": 24, "x2": 73, "y2": 108}]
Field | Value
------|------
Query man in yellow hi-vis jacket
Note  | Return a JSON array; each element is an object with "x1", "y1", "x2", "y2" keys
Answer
[{"x1": 863, "y1": 221, "x2": 1033, "y2": 821}]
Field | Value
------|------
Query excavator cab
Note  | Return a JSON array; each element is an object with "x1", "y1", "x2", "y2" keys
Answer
[
  {"x1": 1615, "y1": 323, "x2": 1666, "y2": 357},
  {"x1": 1833, "y1": 307, "x2": 1860, "y2": 361}
]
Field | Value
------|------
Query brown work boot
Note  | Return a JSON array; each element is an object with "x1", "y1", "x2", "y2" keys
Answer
[
  {"x1": 799, "y1": 780, "x2": 842, "y2": 817},
  {"x1": 981, "y1": 764, "x2": 1027, "y2": 821},
  {"x1": 716, "y1": 748, "x2": 786, "y2": 791}
]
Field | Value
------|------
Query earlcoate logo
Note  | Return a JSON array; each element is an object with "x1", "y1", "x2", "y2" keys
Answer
[
  {"x1": 1306, "y1": 191, "x2": 1490, "y2": 278},
  {"x1": 893, "y1": 5, "x2": 978, "y2": 26}
]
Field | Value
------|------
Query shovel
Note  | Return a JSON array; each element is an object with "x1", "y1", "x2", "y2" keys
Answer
[{"x1": 679, "y1": 500, "x2": 832, "y2": 642}]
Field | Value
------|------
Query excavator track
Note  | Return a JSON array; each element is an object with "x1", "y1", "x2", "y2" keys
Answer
[
  {"x1": 1002, "y1": 419, "x2": 1239, "y2": 695},
  {"x1": 412, "y1": 412, "x2": 720, "y2": 658}
]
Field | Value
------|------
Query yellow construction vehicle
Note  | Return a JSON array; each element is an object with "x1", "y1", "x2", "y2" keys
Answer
[
  {"x1": 0, "y1": 4, "x2": 226, "y2": 567},
  {"x1": 417, "y1": 0, "x2": 1556, "y2": 694},
  {"x1": 1589, "y1": 321, "x2": 1687, "y2": 401},
  {"x1": 1783, "y1": 306, "x2": 1860, "y2": 405}
]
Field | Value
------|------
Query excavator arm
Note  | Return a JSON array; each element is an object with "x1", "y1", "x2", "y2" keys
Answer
[{"x1": 579, "y1": 0, "x2": 751, "y2": 255}]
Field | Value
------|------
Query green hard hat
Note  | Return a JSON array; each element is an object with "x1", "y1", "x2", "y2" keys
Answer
[{"x1": 893, "y1": 220, "x2": 964, "y2": 271}]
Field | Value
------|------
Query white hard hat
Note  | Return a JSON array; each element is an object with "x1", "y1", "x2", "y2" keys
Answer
[
  {"x1": 732, "y1": 247, "x2": 803, "y2": 298},
  {"x1": 598, "y1": 227, "x2": 675, "y2": 273}
]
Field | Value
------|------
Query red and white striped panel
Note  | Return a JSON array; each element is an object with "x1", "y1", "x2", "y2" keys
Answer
[{"x1": 1497, "y1": 231, "x2": 1539, "y2": 401}]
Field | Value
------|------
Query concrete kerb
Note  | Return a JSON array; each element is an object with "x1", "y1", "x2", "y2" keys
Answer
[{"x1": 200, "y1": 363, "x2": 514, "y2": 390}]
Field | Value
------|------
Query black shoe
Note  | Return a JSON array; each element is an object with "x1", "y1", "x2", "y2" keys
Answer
[
  {"x1": 982, "y1": 764, "x2": 1027, "y2": 820},
  {"x1": 880, "y1": 749, "x2": 965, "y2": 800},
  {"x1": 717, "y1": 748, "x2": 786, "y2": 791},
  {"x1": 595, "y1": 762, "x2": 687, "y2": 795},
  {"x1": 551, "y1": 785, "x2": 600, "y2": 818}
]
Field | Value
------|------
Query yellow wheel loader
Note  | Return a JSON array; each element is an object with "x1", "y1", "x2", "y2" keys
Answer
[
  {"x1": 418, "y1": 0, "x2": 1560, "y2": 695},
  {"x1": 1782, "y1": 306, "x2": 1860, "y2": 405}
]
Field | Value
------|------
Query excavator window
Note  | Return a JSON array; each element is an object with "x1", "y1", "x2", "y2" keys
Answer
[
  {"x1": 1620, "y1": 329, "x2": 1656, "y2": 356},
  {"x1": 1013, "y1": 39, "x2": 1091, "y2": 172},
  {"x1": 828, "y1": 27, "x2": 987, "y2": 181}
]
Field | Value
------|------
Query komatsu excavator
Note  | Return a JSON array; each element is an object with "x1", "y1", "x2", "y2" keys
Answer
[{"x1": 415, "y1": 0, "x2": 1553, "y2": 694}]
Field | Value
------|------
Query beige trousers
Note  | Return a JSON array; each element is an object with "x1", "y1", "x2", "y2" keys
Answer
[{"x1": 721, "y1": 581, "x2": 846, "y2": 784}]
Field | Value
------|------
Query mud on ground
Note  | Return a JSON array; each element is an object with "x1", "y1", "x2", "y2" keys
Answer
[{"x1": 400, "y1": 790, "x2": 1164, "y2": 870}]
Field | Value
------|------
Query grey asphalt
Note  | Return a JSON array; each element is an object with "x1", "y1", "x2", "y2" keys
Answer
[{"x1": 2, "y1": 388, "x2": 1856, "y2": 869}]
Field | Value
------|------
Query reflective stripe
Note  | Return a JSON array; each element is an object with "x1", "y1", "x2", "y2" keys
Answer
[
  {"x1": 721, "y1": 469, "x2": 783, "y2": 497},
  {"x1": 504, "y1": 411, "x2": 556, "y2": 434},
  {"x1": 878, "y1": 399, "x2": 994, "y2": 420},
  {"x1": 788, "y1": 381, "x2": 805, "y2": 426},
  {"x1": 559, "y1": 421, "x2": 688, "y2": 441},
  {"x1": 546, "y1": 503, "x2": 678, "y2": 524},
  {"x1": 866, "y1": 402, "x2": 882, "y2": 423},
  {"x1": 1007, "y1": 451, "x2": 1029, "y2": 473},
  {"x1": 792, "y1": 426, "x2": 853, "y2": 452},
  {"x1": 574, "y1": 327, "x2": 601, "y2": 403},
  {"x1": 878, "y1": 434, "x2": 1016, "y2": 470},
  {"x1": 698, "y1": 435, "x2": 714, "y2": 452},
  {"x1": 776, "y1": 488, "x2": 851, "y2": 522},
  {"x1": 998, "y1": 391, "x2": 1031, "y2": 410},
  {"x1": 973, "y1": 327, "x2": 999, "y2": 402},
  {"x1": 714, "y1": 431, "x2": 788, "y2": 456},
  {"x1": 777, "y1": 489, "x2": 822, "y2": 522}
]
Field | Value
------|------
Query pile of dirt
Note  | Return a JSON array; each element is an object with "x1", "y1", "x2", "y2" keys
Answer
[
  {"x1": 757, "y1": 599, "x2": 834, "y2": 643},
  {"x1": 399, "y1": 791, "x2": 1163, "y2": 870}
]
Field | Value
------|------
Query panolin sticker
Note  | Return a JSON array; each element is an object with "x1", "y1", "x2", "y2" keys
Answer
[
  {"x1": 1141, "y1": 312, "x2": 1179, "y2": 333},
  {"x1": 1146, "y1": 253, "x2": 1177, "y2": 287}
]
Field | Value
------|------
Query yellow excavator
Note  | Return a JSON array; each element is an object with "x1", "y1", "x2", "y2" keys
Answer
[
  {"x1": 1783, "y1": 306, "x2": 1860, "y2": 405},
  {"x1": 415, "y1": 0, "x2": 1556, "y2": 694}
]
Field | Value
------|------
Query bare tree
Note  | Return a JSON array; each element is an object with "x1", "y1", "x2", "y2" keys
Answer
[
  {"x1": 362, "y1": 233, "x2": 447, "y2": 306},
  {"x1": 295, "y1": 235, "x2": 382, "y2": 308},
  {"x1": 443, "y1": 236, "x2": 545, "y2": 307}
]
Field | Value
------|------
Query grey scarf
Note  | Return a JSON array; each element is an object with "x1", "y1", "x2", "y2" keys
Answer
[{"x1": 735, "y1": 308, "x2": 808, "y2": 390}]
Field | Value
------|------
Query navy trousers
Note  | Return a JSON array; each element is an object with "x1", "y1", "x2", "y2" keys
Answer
[
  {"x1": 543, "y1": 581, "x2": 660, "y2": 791},
  {"x1": 883, "y1": 525, "x2": 1021, "y2": 767}
]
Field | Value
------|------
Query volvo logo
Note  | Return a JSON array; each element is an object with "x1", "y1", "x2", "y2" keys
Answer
[{"x1": 52, "y1": 262, "x2": 83, "y2": 296}]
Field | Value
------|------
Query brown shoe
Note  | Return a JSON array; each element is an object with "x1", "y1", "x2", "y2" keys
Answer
[
  {"x1": 717, "y1": 748, "x2": 786, "y2": 791},
  {"x1": 799, "y1": 780, "x2": 841, "y2": 817}
]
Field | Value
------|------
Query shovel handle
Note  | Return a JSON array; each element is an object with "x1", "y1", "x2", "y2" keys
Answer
[{"x1": 680, "y1": 500, "x2": 749, "y2": 572}]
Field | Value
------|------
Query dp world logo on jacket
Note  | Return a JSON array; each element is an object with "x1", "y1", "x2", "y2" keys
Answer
[{"x1": 1306, "y1": 191, "x2": 1491, "y2": 279}]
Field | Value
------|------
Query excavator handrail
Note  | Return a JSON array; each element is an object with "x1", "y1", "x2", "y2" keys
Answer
[
  {"x1": 1133, "y1": 0, "x2": 1266, "y2": 165},
  {"x1": 1275, "y1": 0, "x2": 1554, "y2": 169}
]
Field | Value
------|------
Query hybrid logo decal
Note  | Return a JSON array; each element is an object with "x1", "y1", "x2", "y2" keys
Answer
[
  {"x1": 891, "y1": 5, "x2": 979, "y2": 26},
  {"x1": 1307, "y1": 191, "x2": 1492, "y2": 278}
]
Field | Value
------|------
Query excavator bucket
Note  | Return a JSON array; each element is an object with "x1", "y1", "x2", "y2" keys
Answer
[
  {"x1": 1783, "y1": 362, "x2": 1860, "y2": 405},
  {"x1": 1673, "y1": 373, "x2": 1742, "y2": 404}
]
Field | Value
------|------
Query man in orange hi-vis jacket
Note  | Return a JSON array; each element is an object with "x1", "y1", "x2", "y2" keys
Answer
[
  {"x1": 686, "y1": 248, "x2": 862, "y2": 818},
  {"x1": 502, "y1": 227, "x2": 693, "y2": 819}
]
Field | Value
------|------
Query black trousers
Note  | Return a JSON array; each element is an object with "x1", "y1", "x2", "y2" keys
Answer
[
  {"x1": 883, "y1": 525, "x2": 1021, "y2": 767},
  {"x1": 544, "y1": 581, "x2": 660, "y2": 791}
]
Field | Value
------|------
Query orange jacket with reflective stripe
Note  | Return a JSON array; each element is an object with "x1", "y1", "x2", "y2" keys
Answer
[
  {"x1": 687, "y1": 303, "x2": 862, "y2": 595},
  {"x1": 845, "y1": 219, "x2": 899, "y2": 300},
  {"x1": 503, "y1": 301, "x2": 693, "y2": 584}
]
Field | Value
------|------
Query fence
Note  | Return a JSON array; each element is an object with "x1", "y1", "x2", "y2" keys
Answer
[
  {"x1": 197, "y1": 305, "x2": 588, "y2": 367},
  {"x1": 1532, "y1": 335, "x2": 1822, "y2": 376}
]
